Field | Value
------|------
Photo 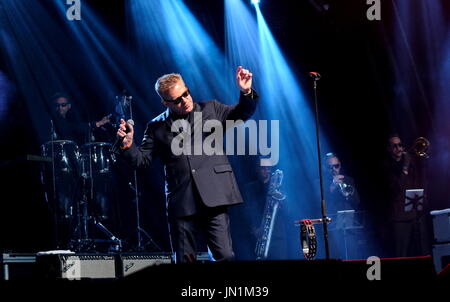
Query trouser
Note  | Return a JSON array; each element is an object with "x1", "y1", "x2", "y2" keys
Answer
[
  {"x1": 393, "y1": 216, "x2": 430, "y2": 257},
  {"x1": 169, "y1": 205, "x2": 235, "y2": 264}
]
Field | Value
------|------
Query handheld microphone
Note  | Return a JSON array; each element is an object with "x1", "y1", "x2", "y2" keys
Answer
[
  {"x1": 309, "y1": 72, "x2": 321, "y2": 80},
  {"x1": 111, "y1": 119, "x2": 134, "y2": 152}
]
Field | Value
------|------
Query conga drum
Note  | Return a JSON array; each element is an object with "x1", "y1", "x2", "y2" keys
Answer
[
  {"x1": 79, "y1": 142, "x2": 113, "y2": 220},
  {"x1": 40, "y1": 140, "x2": 80, "y2": 248}
]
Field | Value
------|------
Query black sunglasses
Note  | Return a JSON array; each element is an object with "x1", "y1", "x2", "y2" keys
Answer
[
  {"x1": 328, "y1": 164, "x2": 340, "y2": 169},
  {"x1": 391, "y1": 143, "x2": 403, "y2": 148},
  {"x1": 163, "y1": 89, "x2": 190, "y2": 105},
  {"x1": 56, "y1": 103, "x2": 69, "y2": 107}
]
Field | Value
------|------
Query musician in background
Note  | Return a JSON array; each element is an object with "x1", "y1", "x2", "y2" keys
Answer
[
  {"x1": 324, "y1": 153, "x2": 360, "y2": 214},
  {"x1": 382, "y1": 134, "x2": 430, "y2": 257},
  {"x1": 324, "y1": 152, "x2": 362, "y2": 259},
  {"x1": 44, "y1": 93, "x2": 114, "y2": 249},
  {"x1": 231, "y1": 157, "x2": 289, "y2": 260},
  {"x1": 51, "y1": 92, "x2": 111, "y2": 145}
]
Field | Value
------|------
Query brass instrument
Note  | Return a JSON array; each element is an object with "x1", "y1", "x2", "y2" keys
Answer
[
  {"x1": 412, "y1": 137, "x2": 430, "y2": 158},
  {"x1": 255, "y1": 169, "x2": 286, "y2": 260},
  {"x1": 338, "y1": 181, "x2": 354, "y2": 199}
]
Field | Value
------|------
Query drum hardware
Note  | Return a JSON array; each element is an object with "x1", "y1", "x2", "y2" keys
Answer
[
  {"x1": 40, "y1": 90, "x2": 159, "y2": 253},
  {"x1": 94, "y1": 218, "x2": 122, "y2": 252},
  {"x1": 25, "y1": 154, "x2": 52, "y2": 162},
  {"x1": 70, "y1": 141, "x2": 122, "y2": 253},
  {"x1": 50, "y1": 120, "x2": 59, "y2": 248}
]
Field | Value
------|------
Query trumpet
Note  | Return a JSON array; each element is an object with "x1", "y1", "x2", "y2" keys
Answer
[
  {"x1": 338, "y1": 181, "x2": 354, "y2": 199},
  {"x1": 411, "y1": 137, "x2": 430, "y2": 158}
]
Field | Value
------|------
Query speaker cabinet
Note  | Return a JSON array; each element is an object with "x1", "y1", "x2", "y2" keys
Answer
[
  {"x1": 119, "y1": 253, "x2": 173, "y2": 278},
  {"x1": 37, "y1": 254, "x2": 116, "y2": 280}
]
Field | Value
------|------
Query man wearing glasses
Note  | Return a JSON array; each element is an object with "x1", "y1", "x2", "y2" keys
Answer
[
  {"x1": 324, "y1": 152, "x2": 362, "y2": 259},
  {"x1": 325, "y1": 152, "x2": 360, "y2": 213},
  {"x1": 52, "y1": 93, "x2": 111, "y2": 144},
  {"x1": 383, "y1": 134, "x2": 430, "y2": 257},
  {"x1": 115, "y1": 66, "x2": 258, "y2": 263}
]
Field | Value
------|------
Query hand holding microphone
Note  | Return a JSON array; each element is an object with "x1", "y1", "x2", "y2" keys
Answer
[{"x1": 115, "y1": 118, "x2": 134, "y2": 150}]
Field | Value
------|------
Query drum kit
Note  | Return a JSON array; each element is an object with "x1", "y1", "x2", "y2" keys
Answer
[
  {"x1": 39, "y1": 91, "x2": 161, "y2": 253},
  {"x1": 38, "y1": 90, "x2": 162, "y2": 252},
  {"x1": 40, "y1": 138, "x2": 121, "y2": 252}
]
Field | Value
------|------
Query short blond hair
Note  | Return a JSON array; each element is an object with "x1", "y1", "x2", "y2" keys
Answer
[{"x1": 154, "y1": 73, "x2": 185, "y2": 98}]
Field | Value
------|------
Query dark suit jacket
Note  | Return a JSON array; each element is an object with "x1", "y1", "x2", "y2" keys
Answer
[
  {"x1": 382, "y1": 157, "x2": 422, "y2": 222},
  {"x1": 118, "y1": 90, "x2": 258, "y2": 217}
]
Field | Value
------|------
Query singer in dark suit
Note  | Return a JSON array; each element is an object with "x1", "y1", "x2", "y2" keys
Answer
[{"x1": 116, "y1": 66, "x2": 258, "y2": 263}]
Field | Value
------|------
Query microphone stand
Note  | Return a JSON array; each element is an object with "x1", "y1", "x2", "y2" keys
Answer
[
  {"x1": 116, "y1": 92, "x2": 160, "y2": 252},
  {"x1": 49, "y1": 120, "x2": 60, "y2": 248},
  {"x1": 311, "y1": 73, "x2": 330, "y2": 259},
  {"x1": 128, "y1": 97, "x2": 143, "y2": 250}
]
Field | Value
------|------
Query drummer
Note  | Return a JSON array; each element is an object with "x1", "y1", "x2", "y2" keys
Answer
[{"x1": 51, "y1": 92, "x2": 111, "y2": 145}]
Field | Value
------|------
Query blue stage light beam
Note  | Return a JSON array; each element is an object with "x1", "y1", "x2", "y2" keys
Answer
[
  {"x1": 254, "y1": 3, "x2": 374, "y2": 260},
  {"x1": 128, "y1": 0, "x2": 234, "y2": 104},
  {"x1": 0, "y1": 0, "x2": 150, "y2": 144},
  {"x1": 225, "y1": 0, "x2": 261, "y2": 91},
  {"x1": 225, "y1": 0, "x2": 336, "y2": 259},
  {"x1": 52, "y1": 1, "x2": 143, "y2": 112},
  {"x1": 254, "y1": 4, "x2": 331, "y2": 213},
  {"x1": 0, "y1": 0, "x2": 80, "y2": 143},
  {"x1": 0, "y1": 71, "x2": 13, "y2": 123},
  {"x1": 388, "y1": 0, "x2": 449, "y2": 181}
]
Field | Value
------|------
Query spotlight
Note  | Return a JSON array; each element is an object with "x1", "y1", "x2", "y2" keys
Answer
[{"x1": 251, "y1": 0, "x2": 260, "y2": 5}]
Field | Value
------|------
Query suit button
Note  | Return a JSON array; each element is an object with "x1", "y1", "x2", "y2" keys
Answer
[{"x1": 192, "y1": 169, "x2": 196, "y2": 173}]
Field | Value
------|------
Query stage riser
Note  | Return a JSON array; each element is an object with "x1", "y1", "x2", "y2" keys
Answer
[
  {"x1": 1, "y1": 254, "x2": 442, "y2": 281},
  {"x1": 1, "y1": 253, "x2": 173, "y2": 280}
]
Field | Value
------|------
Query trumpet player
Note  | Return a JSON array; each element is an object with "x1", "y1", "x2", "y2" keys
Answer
[
  {"x1": 324, "y1": 153, "x2": 360, "y2": 214},
  {"x1": 323, "y1": 152, "x2": 362, "y2": 259}
]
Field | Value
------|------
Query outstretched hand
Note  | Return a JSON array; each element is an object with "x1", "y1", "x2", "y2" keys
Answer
[{"x1": 236, "y1": 66, "x2": 253, "y2": 94}]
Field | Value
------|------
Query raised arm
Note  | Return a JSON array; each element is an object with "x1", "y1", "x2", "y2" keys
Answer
[{"x1": 213, "y1": 66, "x2": 259, "y2": 123}]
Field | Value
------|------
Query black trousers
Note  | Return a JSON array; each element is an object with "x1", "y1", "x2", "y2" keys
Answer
[
  {"x1": 168, "y1": 204, "x2": 235, "y2": 264},
  {"x1": 392, "y1": 215, "x2": 430, "y2": 257}
]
